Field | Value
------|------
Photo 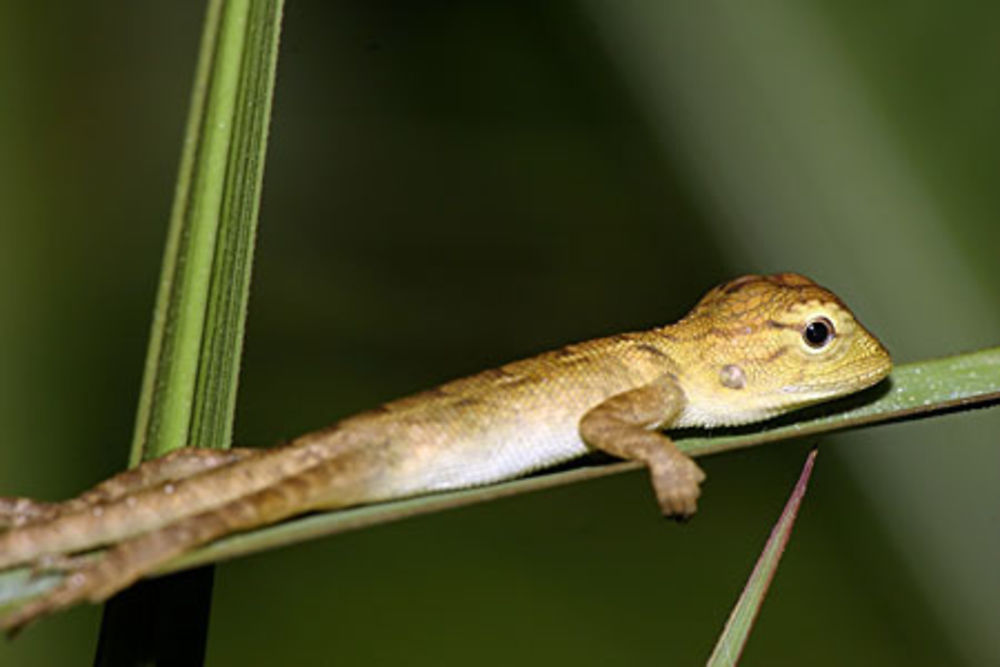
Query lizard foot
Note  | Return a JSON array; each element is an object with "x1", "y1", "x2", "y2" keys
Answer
[
  {"x1": 649, "y1": 456, "x2": 706, "y2": 519},
  {"x1": 29, "y1": 552, "x2": 95, "y2": 579},
  {"x1": 1, "y1": 555, "x2": 124, "y2": 636}
]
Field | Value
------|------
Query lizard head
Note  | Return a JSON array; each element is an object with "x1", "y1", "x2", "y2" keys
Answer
[{"x1": 675, "y1": 273, "x2": 892, "y2": 426}]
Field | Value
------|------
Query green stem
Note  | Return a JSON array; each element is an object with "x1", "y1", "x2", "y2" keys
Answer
[
  {"x1": 130, "y1": 0, "x2": 282, "y2": 464},
  {"x1": 92, "y1": 0, "x2": 284, "y2": 664}
]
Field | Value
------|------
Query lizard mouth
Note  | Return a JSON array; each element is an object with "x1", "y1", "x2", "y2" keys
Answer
[{"x1": 780, "y1": 363, "x2": 891, "y2": 397}]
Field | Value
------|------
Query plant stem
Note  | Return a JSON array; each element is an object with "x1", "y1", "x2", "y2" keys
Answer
[{"x1": 93, "y1": 1, "x2": 284, "y2": 664}]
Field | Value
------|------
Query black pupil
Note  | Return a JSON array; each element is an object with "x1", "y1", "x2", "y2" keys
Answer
[{"x1": 804, "y1": 320, "x2": 832, "y2": 347}]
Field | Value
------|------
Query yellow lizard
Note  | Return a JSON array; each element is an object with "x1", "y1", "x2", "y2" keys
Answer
[{"x1": 0, "y1": 273, "x2": 891, "y2": 632}]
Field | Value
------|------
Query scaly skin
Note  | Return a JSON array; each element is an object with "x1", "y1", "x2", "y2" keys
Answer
[{"x1": 0, "y1": 273, "x2": 891, "y2": 632}]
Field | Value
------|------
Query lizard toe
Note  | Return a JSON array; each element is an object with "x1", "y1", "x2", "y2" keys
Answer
[
  {"x1": 655, "y1": 482, "x2": 701, "y2": 518},
  {"x1": 649, "y1": 455, "x2": 704, "y2": 518}
]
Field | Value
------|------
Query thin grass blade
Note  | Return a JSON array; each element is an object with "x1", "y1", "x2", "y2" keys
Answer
[{"x1": 707, "y1": 449, "x2": 818, "y2": 666}]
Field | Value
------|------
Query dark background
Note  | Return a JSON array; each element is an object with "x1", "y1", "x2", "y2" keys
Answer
[{"x1": 1, "y1": 2, "x2": 998, "y2": 665}]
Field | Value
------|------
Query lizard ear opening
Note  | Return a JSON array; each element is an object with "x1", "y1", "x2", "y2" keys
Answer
[{"x1": 719, "y1": 364, "x2": 746, "y2": 390}]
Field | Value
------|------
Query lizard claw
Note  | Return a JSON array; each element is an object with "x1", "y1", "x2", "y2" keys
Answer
[{"x1": 649, "y1": 457, "x2": 705, "y2": 519}]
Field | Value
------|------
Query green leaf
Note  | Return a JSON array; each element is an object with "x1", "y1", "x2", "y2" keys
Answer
[
  {"x1": 707, "y1": 449, "x2": 818, "y2": 666},
  {"x1": 163, "y1": 346, "x2": 1000, "y2": 572},
  {"x1": 0, "y1": 347, "x2": 997, "y2": 611}
]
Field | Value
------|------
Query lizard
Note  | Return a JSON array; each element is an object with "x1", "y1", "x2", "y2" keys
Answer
[{"x1": 0, "y1": 272, "x2": 891, "y2": 632}]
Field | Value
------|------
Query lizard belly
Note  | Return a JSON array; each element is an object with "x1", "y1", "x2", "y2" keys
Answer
[
  {"x1": 414, "y1": 419, "x2": 590, "y2": 493},
  {"x1": 359, "y1": 398, "x2": 595, "y2": 502},
  {"x1": 355, "y1": 341, "x2": 671, "y2": 502}
]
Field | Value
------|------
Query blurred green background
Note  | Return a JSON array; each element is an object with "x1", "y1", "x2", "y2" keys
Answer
[{"x1": 1, "y1": 2, "x2": 998, "y2": 665}]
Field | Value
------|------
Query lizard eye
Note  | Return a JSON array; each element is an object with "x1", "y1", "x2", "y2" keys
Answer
[{"x1": 803, "y1": 317, "x2": 835, "y2": 349}]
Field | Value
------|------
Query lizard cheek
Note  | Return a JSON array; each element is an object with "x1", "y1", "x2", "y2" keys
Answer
[{"x1": 719, "y1": 364, "x2": 747, "y2": 390}]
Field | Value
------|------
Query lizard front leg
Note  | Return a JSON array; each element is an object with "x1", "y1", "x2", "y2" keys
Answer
[
  {"x1": 579, "y1": 374, "x2": 705, "y2": 518},
  {"x1": 0, "y1": 447, "x2": 259, "y2": 529}
]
